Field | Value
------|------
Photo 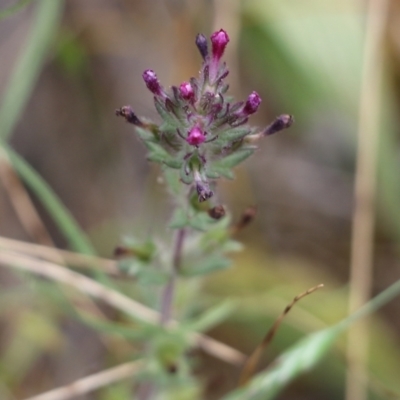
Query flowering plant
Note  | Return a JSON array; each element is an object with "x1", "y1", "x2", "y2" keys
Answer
[
  {"x1": 115, "y1": 29, "x2": 293, "y2": 398},
  {"x1": 116, "y1": 29, "x2": 292, "y2": 204}
]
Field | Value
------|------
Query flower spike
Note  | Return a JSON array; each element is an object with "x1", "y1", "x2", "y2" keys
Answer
[{"x1": 117, "y1": 29, "x2": 293, "y2": 203}]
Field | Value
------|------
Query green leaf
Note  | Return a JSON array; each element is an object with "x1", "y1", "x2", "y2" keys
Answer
[
  {"x1": 182, "y1": 254, "x2": 231, "y2": 276},
  {"x1": 154, "y1": 97, "x2": 179, "y2": 128},
  {"x1": 205, "y1": 168, "x2": 221, "y2": 179},
  {"x1": 136, "y1": 126, "x2": 158, "y2": 142},
  {"x1": 164, "y1": 158, "x2": 182, "y2": 169},
  {"x1": 184, "y1": 300, "x2": 236, "y2": 333},
  {"x1": 219, "y1": 127, "x2": 252, "y2": 143},
  {"x1": 180, "y1": 162, "x2": 193, "y2": 184},
  {"x1": 188, "y1": 212, "x2": 216, "y2": 231},
  {"x1": 146, "y1": 142, "x2": 170, "y2": 163},
  {"x1": 216, "y1": 149, "x2": 254, "y2": 169},
  {"x1": 208, "y1": 165, "x2": 235, "y2": 180}
]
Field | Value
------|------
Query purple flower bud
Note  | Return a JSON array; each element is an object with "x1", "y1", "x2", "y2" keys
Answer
[
  {"x1": 179, "y1": 82, "x2": 195, "y2": 102},
  {"x1": 187, "y1": 125, "x2": 206, "y2": 146},
  {"x1": 142, "y1": 69, "x2": 163, "y2": 96},
  {"x1": 243, "y1": 91, "x2": 262, "y2": 115},
  {"x1": 210, "y1": 29, "x2": 229, "y2": 62},
  {"x1": 195, "y1": 33, "x2": 208, "y2": 60}
]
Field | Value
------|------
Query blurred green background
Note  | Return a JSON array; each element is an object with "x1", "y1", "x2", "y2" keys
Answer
[{"x1": 1, "y1": 0, "x2": 400, "y2": 399}]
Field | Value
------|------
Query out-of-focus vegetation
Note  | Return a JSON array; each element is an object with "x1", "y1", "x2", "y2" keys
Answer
[{"x1": 0, "y1": 1, "x2": 400, "y2": 399}]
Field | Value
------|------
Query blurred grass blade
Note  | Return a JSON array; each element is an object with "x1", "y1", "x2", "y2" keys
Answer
[
  {"x1": 223, "y1": 327, "x2": 340, "y2": 400},
  {"x1": 0, "y1": 0, "x2": 63, "y2": 141},
  {"x1": 3, "y1": 145, "x2": 95, "y2": 255},
  {"x1": 338, "y1": 277, "x2": 400, "y2": 330},
  {"x1": 0, "y1": 0, "x2": 33, "y2": 20},
  {"x1": 222, "y1": 277, "x2": 400, "y2": 400}
]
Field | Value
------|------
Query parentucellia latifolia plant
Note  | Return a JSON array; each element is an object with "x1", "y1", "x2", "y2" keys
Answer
[{"x1": 115, "y1": 29, "x2": 293, "y2": 398}]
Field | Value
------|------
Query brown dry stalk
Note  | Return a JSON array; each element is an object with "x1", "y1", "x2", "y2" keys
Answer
[
  {"x1": 25, "y1": 360, "x2": 143, "y2": 400},
  {"x1": 239, "y1": 283, "x2": 324, "y2": 386},
  {"x1": 346, "y1": 0, "x2": 389, "y2": 400},
  {"x1": 0, "y1": 236, "x2": 117, "y2": 274},
  {"x1": 0, "y1": 150, "x2": 54, "y2": 246},
  {"x1": 0, "y1": 250, "x2": 245, "y2": 366}
]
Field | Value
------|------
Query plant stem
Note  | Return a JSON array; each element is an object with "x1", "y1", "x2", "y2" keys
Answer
[
  {"x1": 159, "y1": 228, "x2": 186, "y2": 325},
  {"x1": 138, "y1": 229, "x2": 186, "y2": 399}
]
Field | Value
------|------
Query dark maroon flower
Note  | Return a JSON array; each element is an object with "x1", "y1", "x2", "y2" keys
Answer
[
  {"x1": 142, "y1": 69, "x2": 163, "y2": 96},
  {"x1": 243, "y1": 91, "x2": 262, "y2": 115},
  {"x1": 195, "y1": 33, "x2": 209, "y2": 60},
  {"x1": 179, "y1": 82, "x2": 195, "y2": 102},
  {"x1": 264, "y1": 114, "x2": 294, "y2": 135},
  {"x1": 115, "y1": 105, "x2": 143, "y2": 126},
  {"x1": 187, "y1": 125, "x2": 206, "y2": 146},
  {"x1": 211, "y1": 29, "x2": 229, "y2": 62},
  {"x1": 194, "y1": 171, "x2": 213, "y2": 202}
]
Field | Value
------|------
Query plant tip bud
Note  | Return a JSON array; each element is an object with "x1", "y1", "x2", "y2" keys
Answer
[
  {"x1": 210, "y1": 29, "x2": 229, "y2": 62},
  {"x1": 195, "y1": 33, "x2": 209, "y2": 60},
  {"x1": 179, "y1": 82, "x2": 195, "y2": 102},
  {"x1": 186, "y1": 126, "x2": 206, "y2": 146},
  {"x1": 243, "y1": 91, "x2": 262, "y2": 115},
  {"x1": 143, "y1": 69, "x2": 163, "y2": 96}
]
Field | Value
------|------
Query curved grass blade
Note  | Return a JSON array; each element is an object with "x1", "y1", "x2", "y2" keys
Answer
[
  {"x1": 0, "y1": 0, "x2": 63, "y2": 141},
  {"x1": 3, "y1": 145, "x2": 95, "y2": 255}
]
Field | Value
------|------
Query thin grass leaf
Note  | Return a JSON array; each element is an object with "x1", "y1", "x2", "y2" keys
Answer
[
  {"x1": 3, "y1": 145, "x2": 95, "y2": 255},
  {"x1": 0, "y1": 0, "x2": 63, "y2": 141}
]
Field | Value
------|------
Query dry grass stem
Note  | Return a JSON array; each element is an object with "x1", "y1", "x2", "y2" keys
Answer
[
  {"x1": 25, "y1": 360, "x2": 143, "y2": 400},
  {"x1": 239, "y1": 283, "x2": 324, "y2": 386},
  {"x1": 0, "y1": 236, "x2": 117, "y2": 274},
  {"x1": 346, "y1": 1, "x2": 389, "y2": 400},
  {"x1": 0, "y1": 250, "x2": 245, "y2": 366},
  {"x1": 0, "y1": 151, "x2": 54, "y2": 246}
]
